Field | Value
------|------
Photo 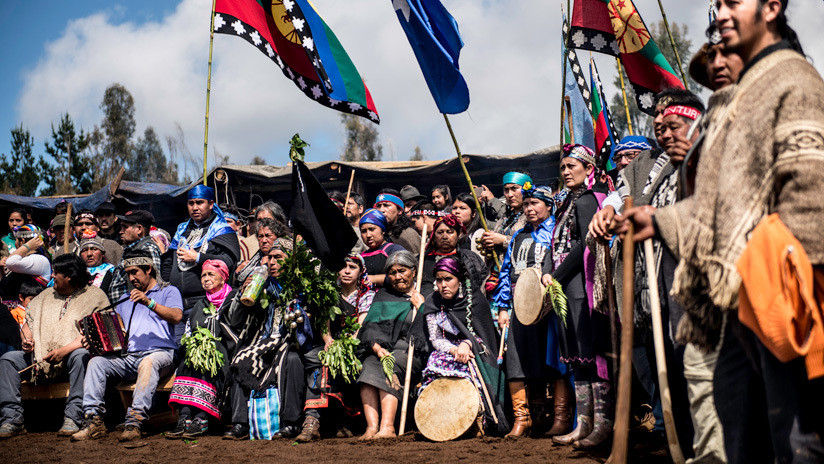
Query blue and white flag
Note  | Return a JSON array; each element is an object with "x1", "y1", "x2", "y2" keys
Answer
[{"x1": 392, "y1": 0, "x2": 470, "y2": 114}]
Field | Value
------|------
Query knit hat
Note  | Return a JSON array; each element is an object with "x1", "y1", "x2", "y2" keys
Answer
[{"x1": 78, "y1": 230, "x2": 105, "y2": 253}]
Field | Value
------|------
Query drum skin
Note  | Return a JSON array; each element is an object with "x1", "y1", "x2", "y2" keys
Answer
[
  {"x1": 513, "y1": 267, "x2": 550, "y2": 325},
  {"x1": 415, "y1": 377, "x2": 480, "y2": 442}
]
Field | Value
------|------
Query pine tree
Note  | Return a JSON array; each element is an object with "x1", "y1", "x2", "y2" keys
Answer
[
  {"x1": 40, "y1": 114, "x2": 92, "y2": 195},
  {"x1": 0, "y1": 125, "x2": 42, "y2": 196}
]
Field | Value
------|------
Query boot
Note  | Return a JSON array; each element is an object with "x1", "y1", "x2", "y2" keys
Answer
[
  {"x1": 71, "y1": 414, "x2": 106, "y2": 441},
  {"x1": 505, "y1": 381, "x2": 531, "y2": 438},
  {"x1": 552, "y1": 381, "x2": 593, "y2": 445},
  {"x1": 528, "y1": 380, "x2": 551, "y2": 437},
  {"x1": 573, "y1": 381, "x2": 614, "y2": 449},
  {"x1": 544, "y1": 377, "x2": 573, "y2": 437},
  {"x1": 295, "y1": 416, "x2": 321, "y2": 442}
]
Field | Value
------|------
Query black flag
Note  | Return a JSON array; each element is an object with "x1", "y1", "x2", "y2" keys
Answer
[{"x1": 290, "y1": 160, "x2": 357, "y2": 271}]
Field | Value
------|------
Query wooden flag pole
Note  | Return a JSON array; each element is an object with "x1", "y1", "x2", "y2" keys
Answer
[
  {"x1": 560, "y1": 4, "x2": 571, "y2": 146},
  {"x1": 616, "y1": 58, "x2": 634, "y2": 136},
  {"x1": 202, "y1": 0, "x2": 217, "y2": 185},
  {"x1": 644, "y1": 239, "x2": 686, "y2": 464},
  {"x1": 656, "y1": 0, "x2": 690, "y2": 90},
  {"x1": 398, "y1": 222, "x2": 428, "y2": 435},
  {"x1": 343, "y1": 169, "x2": 356, "y2": 214},
  {"x1": 564, "y1": 96, "x2": 575, "y2": 145},
  {"x1": 607, "y1": 197, "x2": 635, "y2": 464},
  {"x1": 442, "y1": 114, "x2": 501, "y2": 269}
]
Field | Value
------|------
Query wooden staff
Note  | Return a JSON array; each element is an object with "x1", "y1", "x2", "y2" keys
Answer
[
  {"x1": 656, "y1": 0, "x2": 689, "y2": 89},
  {"x1": 496, "y1": 326, "x2": 507, "y2": 366},
  {"x1": 64, "y1": 202, "x2": 73, "y2": 251},
  {"x1": 442, "y1": 114, "x2": 500, "y2": 269},
  {"x1": 470, "y1": 359, "x2": 499, "y2": 425},
  {"x1": 398, "y1": 222, "x2": 428, "y2": 435},
  {"x1": 564, "y1": 96, "x2": 575, "y2": 145},
  {"x1": 603, "y1": 241, "x2": 619, "y2": 381},
  {"x1": 643, "y1": 239, "x2": 686, "y2": 464},
  {"x1": 202, "y1": 0, "x2": 217, "y2": 185},
  {"x1": 343, "y1": 169, "x2": 356, "y2": 215},
  {"x1": 607, "y1": 197, "x2": 634, "y2": 464}
]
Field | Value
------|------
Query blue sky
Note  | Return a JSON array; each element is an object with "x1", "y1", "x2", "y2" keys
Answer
[{"x1": 2, "y1": 1, "x2": 822, "y2": 191}]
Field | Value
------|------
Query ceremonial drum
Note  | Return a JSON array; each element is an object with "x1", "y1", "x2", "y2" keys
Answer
[
  {"x1": 513, "y1": 267, "x2": 552, "y2": 325},
  {"x1": 78, "y1": 311, "x2": 127, "y2": 356},
  {"x1": 415, "y1": 378, "x2": 480, "y2": 442}
]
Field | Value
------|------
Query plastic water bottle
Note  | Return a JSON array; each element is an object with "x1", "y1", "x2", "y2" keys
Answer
[{"x1": 240, "y1": 266, "x2": 268, "y2": 306}]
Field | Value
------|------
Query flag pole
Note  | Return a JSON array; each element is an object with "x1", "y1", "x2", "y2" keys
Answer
[
  {"x1": 202, "y1": 0, "x2": 217, "y2": 185},
  {"x1": 656, "y1": 0, "x2": 689, "y2": 90},
  {"x1": 564, "y1": 97, "x2": 575, "y2": 145},
  {"x1": 442, "y1": 114, "x2": 500, "y2": 269},
  {"x1": 559, "y1": 3, "x2": 571, "y2": 146},
  {"x1": 616, "y1": 58, "x2": 634, "y2": 136}
]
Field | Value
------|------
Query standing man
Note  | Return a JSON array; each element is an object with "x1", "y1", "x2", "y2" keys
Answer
[
  {"x1": 94, "y1": 202, "x2": 120, "y2": 244},
  {"x1": 399, "y1": 185, "x2": 426, "y2": 216},
  {"x1": 108, "y1": 210, "x2": 162, "y2": 303},
  {"x1": 0, "y1": 254, "x2": 108, "y2": 438},
  {"x1": 374, "y1": 189, "x2": 421, "y2": 254},
  {"x1": 163, "y1": 185, "x2": 240, "y2": 310},
  {"x1": 73, "y1": 250, "x2": 183, "y2": 442},
  {"x1": 607, "y1": 136, "x2": 653, "y2": 183},
  {"x1": 620, "y1": 1, "x2": 824, "y2": 461}
]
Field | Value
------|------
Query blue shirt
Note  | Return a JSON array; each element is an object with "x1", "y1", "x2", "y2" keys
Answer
[{"x1": 116, "y1": 284, "x2": 183, "y2": 352}]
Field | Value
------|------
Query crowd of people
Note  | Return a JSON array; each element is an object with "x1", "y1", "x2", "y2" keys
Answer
[{"x1": 0, "y1": 1, "x2": 822, "y2": 462}]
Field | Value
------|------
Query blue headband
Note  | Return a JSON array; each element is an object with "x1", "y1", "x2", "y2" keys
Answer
[
  {"x1": 521, "y1": 184, "x2": 554, "y2": 205},
  {"x1": 503, "y1": 172, "x2": 532, "y2": 187},
  {"x1": 373, "y1": 193, "x2": 404, "y2": 210},
  {"x1": 223, "y1": 211, "x2": 240, "y2": 222},
  {"x1": 613, "y1": 135, "x2": 652, "y2": 154},
  {"x1": 359, "y1": 208, "x2": 388, "y2": 232},
  {"x1": 188, "y1": 184, "x2": 216, "y2": 201}
]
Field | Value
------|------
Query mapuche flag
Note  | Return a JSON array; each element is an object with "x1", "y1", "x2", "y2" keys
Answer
[
  {"x1": 291, "y1": 159, "x2": 357, "y2": 272},
  {"x1": 562, "y1": 17, "x2": 595, "y2": 149},
  {"x1": 391, "y1": 0, "x2": 470, "y2": 114},
  {"x1": 590, "y1": 58, "x2": 619, "y2": 170},
  {"x1": 569, "y1": 0, "x2": 683, "y2": 115},
  {"x1": 214, "y1": 0, "x2": 380, "y2": 123}
]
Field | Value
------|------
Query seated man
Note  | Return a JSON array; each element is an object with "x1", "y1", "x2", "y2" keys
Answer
[
  {"x1": 78, "y1": 231, "x2": 115, "y2": 295},
  {"x1": 72, "y1": 249, "x2": 183, "y2": 442},
  {"x1": 0, "y1": 254, "x2": 108, "y2": 438}
]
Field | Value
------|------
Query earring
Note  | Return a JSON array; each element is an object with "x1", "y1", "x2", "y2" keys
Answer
[{"x1": 458, "y1": 283, "x2": 465, "y2": 299}]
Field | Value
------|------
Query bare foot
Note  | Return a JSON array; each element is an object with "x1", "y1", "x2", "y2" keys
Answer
[
  {"x1": 372, "y1": 428, "x2": 396, "y2": 439},
  {"x1": 358, "y1": 428, "x2": 378, "y2": 441}
]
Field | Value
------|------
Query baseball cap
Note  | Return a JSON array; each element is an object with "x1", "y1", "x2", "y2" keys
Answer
[{"x1": 116, "y1": 210, "x2": 154, "y2": 230}]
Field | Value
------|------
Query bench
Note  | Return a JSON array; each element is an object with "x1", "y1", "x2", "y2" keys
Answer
[
  {"x1": 115, "y1": 374, "x2": 176, "y2": 410},
  {"x1": 21, "y1": 381, "x2": 71, "y2": 400}
]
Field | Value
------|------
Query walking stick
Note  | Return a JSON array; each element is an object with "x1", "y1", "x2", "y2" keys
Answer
[
  {"x1": 64, "y1": 202, "x2": 73, "y2": 252},
  {"x1": 343, "y1": 169, "x2": 356, "y2": 215},
  {"x1": 398, "y1": 223, "x2": 428, "y2": 435},
  {"x1": 497, "y1": 326, "x2": 508, "y2": 366},
  {"x1": 470, "y1": 359, "x2": 499, "y2": 425},
  {"x1": 603, "y1": 241, "x2": 620, "y2": 381},
  {"x1": 607, "y1": 198, "x2": 635, "y2": 464},
  {"x1": 643, "y1": 239, "x2": 686, "y2": 464}
]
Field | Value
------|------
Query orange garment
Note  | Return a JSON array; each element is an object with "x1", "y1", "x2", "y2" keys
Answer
[
  {"x1": 10, "y1": 305, "x2": 25, "y2": 326},
  {"x1": 737, "y1": 214, "x2": 824, "y2": 379}
]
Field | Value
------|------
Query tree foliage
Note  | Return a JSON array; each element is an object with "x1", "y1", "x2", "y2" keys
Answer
[
  {"x1": 609, "y1": 21, "x2": 697, "y2": 139},
  {"x1": 339, "y1": 114, "x2": 382, "y2": 162},
  {"x1": 40, "y1": 113, "x2": 92, "y2": 196},
  {"x1": 131, "y1": 126, "x2": 180, "y2": 184},
  {"x1": 250, "y1": 155, "x2": 266, "y2": 165},
  {"x1": 0, "y1": 125, "x2": 41, "y2": 196},
  {"x1": 410, "y1": 145, "x2": 424, "y2": 161}
]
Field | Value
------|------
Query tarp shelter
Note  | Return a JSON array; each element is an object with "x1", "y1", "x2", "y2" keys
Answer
[{"x1": 0, "y1": 148, "x2": 561, "y2": 233}]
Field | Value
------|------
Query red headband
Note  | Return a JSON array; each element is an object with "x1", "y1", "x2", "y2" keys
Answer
[{"x1": 664, "y1": 105, "x2": 701, "y2": 121}]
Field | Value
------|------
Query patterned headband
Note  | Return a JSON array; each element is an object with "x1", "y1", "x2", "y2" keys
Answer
[
  {"x1": 409, "y1": 209, "x2": 440, "y2": 218},
  {"x1": 123, "y1": 257, "x2": 154, "y2": 269},
  {"x1": 664, "y1": 105, "x2": 702, "y2": 121}
]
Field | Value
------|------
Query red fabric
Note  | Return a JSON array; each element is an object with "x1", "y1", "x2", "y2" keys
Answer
[{"x1": 571, "y1": 0, "x2": 613, "y2": 34}]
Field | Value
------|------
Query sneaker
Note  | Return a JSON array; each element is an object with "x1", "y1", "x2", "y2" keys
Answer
[
  {"x1": 71, "y1": 414, "x2": 106, "y2": 441},
  {"x1": 222, "y1": 423, "x2": 250, "y2": 441},
  {"x1": 0, "y1": 422, "x2": 27, "y2": 439},
  {"x1": 57, "y1": 417, "x2": 80, "y2": 437},
  {"x1": 118, "y1": 425, "x2": 142, "y2": 442},
  {"x1": 166, "y1": 417, "x2": 191, "y2": 440},
  {"x1": 181, "y1": 417, "x2": 209, "y2": 439}
]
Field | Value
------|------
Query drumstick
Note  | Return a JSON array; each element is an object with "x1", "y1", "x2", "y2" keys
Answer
[
  {"x1": 607, "y1": 198, "x2": 635, "y2": 464},
  {"x1": 643, "y1": 239, "x2": 686, "y2": 464},
  {"x1": 496, "y1": 326, "x2": 508, "y2": 365},
  {"x1": 398, "y1": 223, "x2": 429, "y2": 436},
  {"x1": 470, "y1": 359, "x2": 498, "y2": 425},
  {"x1": 18, "y1": 363, "x2": 36, "y2": 375}
]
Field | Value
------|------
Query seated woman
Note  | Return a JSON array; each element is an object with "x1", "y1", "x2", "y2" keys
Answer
[
  {"x1": 167, "y1": 259, "x2": 265, "y2": 440},
  {"x1": 419, "y1": 257, "x2": 508, "y2": 436},
  {"x1": 339, "y1": 253, "x2": 376, "y2": 326},
  {"x1": 420, "y1": 215, "x2": 487, "y2": 297},
  {"x1": 0, "y1": 225, "x2": 51, "y2": 301},
  {"x1": 234, "y1": 218, "x2": 290, "y2": 286},
  {"x1": 359, "y1": 209, "x2": 405, "y2": 287},
  {"x1": 357, "y1": 250, "x2": 428, "y2": 440}
]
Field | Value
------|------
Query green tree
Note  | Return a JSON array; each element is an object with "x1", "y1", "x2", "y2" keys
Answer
[
  {"x1": 40, "y1": 114, "x2": 92, "y2": 195},
  {"x1": 90, "y1": 83, "x2": 136, "y2": 189},
  {"x1": 250, "y1": 155, "x2": 266, "y2": 165},
  {"x1": 340, "y1": 114, "x2": 382, "y2": 161},
  {"x1": 130, "y1": 126, "x2": 179, "y2": 184},
  {"x1": 410, "y1": 145, "x2": 424, "y2": 161},
  {"x1": 0, "y1": 125, "x2": 42, "y2": 196},
  {"x1": 609, "y1": 21, "x2": 697, "y2": 139}
]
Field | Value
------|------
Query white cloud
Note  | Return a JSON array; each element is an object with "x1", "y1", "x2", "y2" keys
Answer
[{"x1": 15, "y1": 0, "x2": 824, "y2": 179}]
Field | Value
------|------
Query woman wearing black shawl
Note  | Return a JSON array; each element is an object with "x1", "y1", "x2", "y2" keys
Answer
[
  {"x1": 357, "y1": 250, "x2": 428, "y2": 440},
  {"x1": 420, "y1": 256, "x2": 509, "y2": 436}
]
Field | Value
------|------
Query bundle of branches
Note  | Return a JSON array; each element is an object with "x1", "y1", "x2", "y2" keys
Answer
[
  {"x1": 181, "y1": 325, "x2": 225, "y2": 377},
  {"x1": 275, "y1": 240, "x2": 342, "y2": 334},
  {"x1": 545, "y1": 279, "x2": 569, "y2": 326},
  {"x1": 317, "y1": 316, "x2": 362, "y2": 383}
]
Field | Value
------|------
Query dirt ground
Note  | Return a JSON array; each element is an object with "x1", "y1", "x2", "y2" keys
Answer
[{"x1": 2, "y1": 430, "x2": 673, "y2": 464}]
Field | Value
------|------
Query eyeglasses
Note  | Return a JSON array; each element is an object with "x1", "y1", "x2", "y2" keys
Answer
[{"x1": 614, "y1": 151, "x2": 641, "y2": 162}]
